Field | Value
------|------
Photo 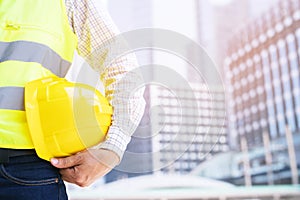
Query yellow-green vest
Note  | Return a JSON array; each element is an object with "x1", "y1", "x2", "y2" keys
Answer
[{"x1": 0, "y1": 0, "x2": 78, "y2": 149}]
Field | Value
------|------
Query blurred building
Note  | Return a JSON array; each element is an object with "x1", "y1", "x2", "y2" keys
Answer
[
  {"x1": 195, "y1": 0, "x2": 249, "y2": 71},
  {"x1": 193, "y1": 0, "x2": 280, "y2": 150},
  {"x1": 224, "y1": 0, "x2": 300, "y2": 184},
  {"x1": 102, "y1": 0, "x2": 299, "y2": 184},
  {"x1": 197, "y1": 0, "x2": 280, "y2": 68},
  {"x1": 151, "y1": 84, "x2": 228, "y2": 174}
]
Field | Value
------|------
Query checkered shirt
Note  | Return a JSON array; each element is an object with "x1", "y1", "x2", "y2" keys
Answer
[{"x1": 65, "y1": 0, "x2": 145, "y2": 160}]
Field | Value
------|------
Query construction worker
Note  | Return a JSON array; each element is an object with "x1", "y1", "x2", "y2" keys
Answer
[{"x1": 0, "y1": 0, "x2": 145, "y2": 199}]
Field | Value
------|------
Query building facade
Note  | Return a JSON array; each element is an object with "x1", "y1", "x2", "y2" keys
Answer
[
  {"x1": 151, "y1": 84, "x2": 228, "y2": 174},
  {"x1": 224, "y1": 0, "x2": 300, "y2": 184}
]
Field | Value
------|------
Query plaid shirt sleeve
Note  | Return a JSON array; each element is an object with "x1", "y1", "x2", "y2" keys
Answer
[{"x1": 65, "y1": 0, "x2": 145, "y2": 160}]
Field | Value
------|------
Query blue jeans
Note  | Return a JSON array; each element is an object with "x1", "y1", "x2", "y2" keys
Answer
[{"x1": 0, "y1": 154, "x2": 68, "y2": 200}]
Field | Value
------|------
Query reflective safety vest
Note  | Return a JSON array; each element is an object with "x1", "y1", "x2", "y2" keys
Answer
[{"x1": 0, "y1": 0, "x2": 78, "y2": 149}]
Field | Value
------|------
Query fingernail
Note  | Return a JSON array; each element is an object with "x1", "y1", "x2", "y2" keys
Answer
[{"x1": 51, "y1": 158, "x2": 59, "y2": 165}]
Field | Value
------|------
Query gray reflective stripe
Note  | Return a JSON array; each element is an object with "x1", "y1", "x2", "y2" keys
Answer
[
  {"x1": 0, "y1": 87, "x2": 24, "y2": 111},
  {"x1": 0, "y1": 41, "x2": 71, "y2": 77}
]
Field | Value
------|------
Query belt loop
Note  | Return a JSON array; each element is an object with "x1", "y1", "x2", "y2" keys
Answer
[
  {"x1": 0, "y1": 148, "x2": 36, "y2": 163},
  {"x1": 0, "y1": 149, "x2": 9, "y2": 163}
]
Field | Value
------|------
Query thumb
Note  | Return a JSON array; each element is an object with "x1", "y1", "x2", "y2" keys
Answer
[{"x1": 50, "y1": 154, "x2": 82, "y2": 169}]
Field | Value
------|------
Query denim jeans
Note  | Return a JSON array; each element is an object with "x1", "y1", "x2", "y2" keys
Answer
[{"x1": 0, "y1": 154, "x2": 68, "y2": 200}]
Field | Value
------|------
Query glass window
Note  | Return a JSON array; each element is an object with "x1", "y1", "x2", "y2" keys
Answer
[
  {"x1": 269, "y1": 45, "x2": 285, "y2": 135},
  {"x1": 261, "y1": 50, "x2": 278, "y2": 138},
  {"x1": 278, "y1": 40, "x2": 296, "y2": 132},
  {"x1": 288, "y1": 33, "x2": 300, "y2": 129}
]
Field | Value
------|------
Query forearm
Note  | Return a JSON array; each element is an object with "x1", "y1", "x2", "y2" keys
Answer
[{"x1": 93, "y1": 55, "x2": 146, "y2": 160}]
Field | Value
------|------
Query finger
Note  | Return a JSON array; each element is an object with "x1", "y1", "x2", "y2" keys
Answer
[
  {"x1": 59, "y1": 168, "x2": 76, "y2": 183},
  {"x1": 59, "y1": 167, "x2": 90, "y2": 187},
  {"x1": 50, "y1": 153, "x2": 83, "y2": 169},
  {"x1": 59, "y1": 168, "x2": 75, "y2": 178}
]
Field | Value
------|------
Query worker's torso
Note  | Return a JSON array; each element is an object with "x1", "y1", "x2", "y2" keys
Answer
[{"x1": 0, "y1": 0, "x2": 77, "y2": 149}]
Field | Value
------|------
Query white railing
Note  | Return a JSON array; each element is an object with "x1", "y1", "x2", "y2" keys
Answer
[{"x1": 69, "y1": 185, "x2": 300, "y2": 200}]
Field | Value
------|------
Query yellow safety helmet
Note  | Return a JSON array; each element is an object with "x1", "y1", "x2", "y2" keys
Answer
[{"x1": 25, "y1": 76, "x2": 113, "y2": 161}]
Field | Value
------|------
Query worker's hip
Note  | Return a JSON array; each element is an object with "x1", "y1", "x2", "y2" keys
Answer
[{"x1": 0, "y1": 151, "x2": 67, "y2": 200}]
